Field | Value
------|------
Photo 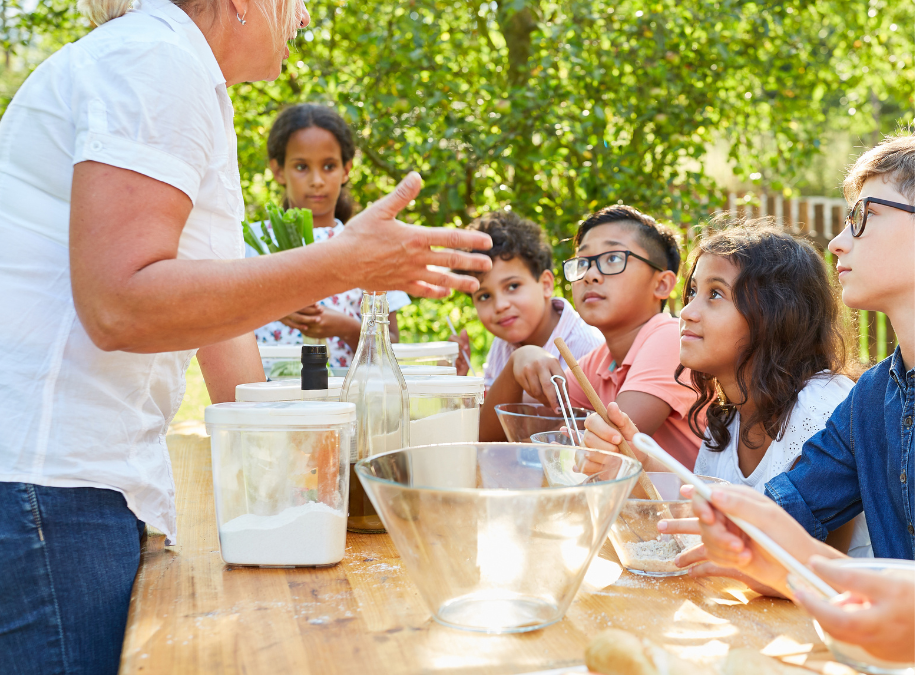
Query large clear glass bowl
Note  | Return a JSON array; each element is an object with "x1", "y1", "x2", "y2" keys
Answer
[
  {"x1": 810, "y1": 558, "x2": 915, "y2": 675},
  {"x1": 495, "y1": 403, "x2": 591, "y2": 443},
  {"x1": 354, "y1": 443, "x2": 642, "y2": 633}
]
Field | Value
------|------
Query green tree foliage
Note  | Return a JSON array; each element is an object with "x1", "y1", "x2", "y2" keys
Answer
[{"x1": 1, "y1": 0, "x2": 912, "y2": 354}]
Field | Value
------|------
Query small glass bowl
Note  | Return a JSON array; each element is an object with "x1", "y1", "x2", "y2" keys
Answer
[
  {"x1": 607, "y1": 472, "x2": 728, "y2": 577},
  {"x1": 495, "y1": 403, "x2": 590, "y2": 443}
]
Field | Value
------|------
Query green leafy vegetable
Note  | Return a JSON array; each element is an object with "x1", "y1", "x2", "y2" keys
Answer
[{"x1": 245, "y1": 204, "x2": 315, "y2": 254}]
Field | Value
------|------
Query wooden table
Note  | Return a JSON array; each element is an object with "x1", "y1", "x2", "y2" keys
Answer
[{"x1": 120, "y1": 424, "x2": 852, "y2": 675}]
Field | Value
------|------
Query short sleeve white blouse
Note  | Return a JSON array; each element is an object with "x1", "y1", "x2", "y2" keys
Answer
[
  {"x1": 0, "y1": 0, "x2": 244, "y2": 543},
  {"x1": 694, "y1": 373, "x2": 872, "y2": 557}
]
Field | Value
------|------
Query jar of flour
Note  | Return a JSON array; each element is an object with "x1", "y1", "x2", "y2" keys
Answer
[
  {"x1": 205, "y1": 401, "x2": 356, "y2": 567},
  {"x1": 404, "y1": 376, "x2": 484, "y2": 489}
]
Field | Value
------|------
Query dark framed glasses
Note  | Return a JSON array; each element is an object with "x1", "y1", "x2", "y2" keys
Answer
[
  {"x1": 563, "y1": 250, "x2": 666, "y2": 282},
  {"x1": 846, "y1": 197, "x2": 915, "y2": 237}
]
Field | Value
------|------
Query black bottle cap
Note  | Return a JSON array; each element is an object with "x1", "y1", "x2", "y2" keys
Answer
[{"x1": 301, "y1": 345, "x2": 329, "y2": 390}]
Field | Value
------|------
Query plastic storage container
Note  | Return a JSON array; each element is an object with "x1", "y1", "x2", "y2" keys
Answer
[
  {"x1": 393, "y1": 341, "x2": 459, "y2": 368},
  {"x1": 235, "y1": 377, "x2": 345, "y2": 402},
  {"x1": 257, "y1": 343, "x2": 323, "y2": 380},
  {"x1": 205, "y1": 401, "x2": 356, "y2": 567},
  {"x1": 404, "y1": 375, "x2": 484, "y2": 489},
  {"x1": 329, "y1": 364, "x2": 457, "y2": 378}
]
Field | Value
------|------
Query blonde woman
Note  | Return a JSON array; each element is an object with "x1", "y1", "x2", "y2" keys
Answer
[{"x1": 0, "y1": 0, "x2": 492, "y2": 670}]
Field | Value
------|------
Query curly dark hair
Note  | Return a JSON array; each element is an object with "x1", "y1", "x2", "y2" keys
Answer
[
  {"x1": 267, "y1": 104, "x2": 356, "y2": 222},
  {"x1": 462, "y1": 210, "x2": 553, "y2": 279},
  {"x1": 676, "y1": 218, "x2": 855, "y2": 451},
  {"x1": 574, "y1": 205, "x2": 681, "y2": 310}
]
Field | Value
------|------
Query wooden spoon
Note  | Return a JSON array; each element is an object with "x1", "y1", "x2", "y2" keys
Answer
[
  {"x1": 554, "y1": 338, "x2": 687, "y2": 551},
  {"x1": 554, "y1": 337, "x2": 663, "y2": 501}
]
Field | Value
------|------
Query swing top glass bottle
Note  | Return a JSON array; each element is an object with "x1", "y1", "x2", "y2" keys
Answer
[{"x1": 341, "y1": 291, "x2": 410, "y2": 533}]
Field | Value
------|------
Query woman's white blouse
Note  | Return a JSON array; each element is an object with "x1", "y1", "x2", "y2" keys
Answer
[
  {"x1": 695, "y1": 373, "x2": 872, "y2": 557},
  {"x1": 0, "y1": 0, "x2": 243, "y2": 543}
]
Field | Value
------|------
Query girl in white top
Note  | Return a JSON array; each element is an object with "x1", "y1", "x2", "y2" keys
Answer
[
  {"x1": 0, "y1": 0, "x2": 492, "y2": 670},
  {"x1": 583, "y1": 222, "x2": 871, "y2": 577},
  {"x1": 245, "y1": 104, "x2": 410, "y2": 369}
]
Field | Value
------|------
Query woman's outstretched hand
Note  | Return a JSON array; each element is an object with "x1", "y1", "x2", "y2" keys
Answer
[{"x1": 334, "y1": 172, "x2": 493, "y2": 298}]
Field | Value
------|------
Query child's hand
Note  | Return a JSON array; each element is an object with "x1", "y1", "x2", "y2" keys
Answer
[
  {"x1": 449, "y1": 329, "x2": 471, "y2": 376},
  {"x1": 280, "y1": 305, "x2": 323, "y2": 332},
  {"x1": 298, "y1": 306, "x2": 360, "y2": 342},
  {"x1": 793, "y1": 556, "x2": 915, "y2": 664},
  {"x1": 582, "y1": 404, "x2": 641, "y2": 455},
  {"x1": 511, "y1": 345, "x2": 565, "y2": 410},
  {"x1": 689, "y1": 484, "x2": 839, "y2": 596}
]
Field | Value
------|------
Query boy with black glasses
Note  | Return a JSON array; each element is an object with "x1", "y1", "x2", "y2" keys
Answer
[{"x1": 479, "y1": 204, "x2": 704, "y2": 468}]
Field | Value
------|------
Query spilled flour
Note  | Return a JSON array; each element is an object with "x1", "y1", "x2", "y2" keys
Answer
[{"x1": 219, "y1": 501, "x2": 346, "y2": 566}]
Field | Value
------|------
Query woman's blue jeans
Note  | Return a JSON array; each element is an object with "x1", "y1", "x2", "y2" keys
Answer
[{"x1": 0, "y1": 483, "x2": 145, "y2": 675}]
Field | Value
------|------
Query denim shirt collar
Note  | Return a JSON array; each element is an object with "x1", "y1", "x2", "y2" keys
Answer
[{"x1": 889, "y1": 346, "x2": 913, "y2": 392}]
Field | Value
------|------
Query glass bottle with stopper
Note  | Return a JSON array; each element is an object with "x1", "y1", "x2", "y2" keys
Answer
[{"x1": 341, "y1": 291, "x2": 410, "y2": 533}]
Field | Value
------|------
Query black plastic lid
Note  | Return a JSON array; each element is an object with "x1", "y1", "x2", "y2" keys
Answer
[{"x1": 301, "y1": 345, "x2": 329, "y2": 390}]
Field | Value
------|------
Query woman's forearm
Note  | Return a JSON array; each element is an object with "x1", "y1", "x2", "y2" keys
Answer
[
  {"x1": 69, "y1": 163, "x2": 492, "y2": 354},
  {"x1": 81, "y1": 240, "x2": 353, "y2": 353}
]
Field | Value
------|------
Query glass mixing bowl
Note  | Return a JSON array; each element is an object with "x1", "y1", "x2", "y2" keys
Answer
[
  {"x1": 495, "y1": 403, "x2": 591, "y2": 443},
  {"x1": 354, "y1": 442, "x2": 642, "y2": 633},
  {"x1": 606, "y1": 472, "x2": 728, "y2": 577}
]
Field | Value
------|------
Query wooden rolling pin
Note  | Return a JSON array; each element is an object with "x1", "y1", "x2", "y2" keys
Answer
[{"x1": 554, "y1": 337, "x2": 663, "y2": 502}]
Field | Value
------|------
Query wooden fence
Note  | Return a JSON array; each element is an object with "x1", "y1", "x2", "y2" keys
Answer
[{"x1": 667, "y1": 192, "x2": 897, "y2": 365}]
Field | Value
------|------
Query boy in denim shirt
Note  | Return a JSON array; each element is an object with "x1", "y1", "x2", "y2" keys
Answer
[{"x1": 764, "y1": 132, "x2": 915, "y2": 559}]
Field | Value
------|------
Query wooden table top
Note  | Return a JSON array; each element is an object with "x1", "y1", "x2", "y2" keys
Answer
[{"x1": 119, "y1": 424, "x2": 854, "y2": 675}]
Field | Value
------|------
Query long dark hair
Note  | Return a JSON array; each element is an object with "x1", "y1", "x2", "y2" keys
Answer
[
  {"x1": 266, "y1": 104, "x2": 356, "y2": 223},
  {"x1": 676, "y1": 219, "x2": 855, "y2": 451}
]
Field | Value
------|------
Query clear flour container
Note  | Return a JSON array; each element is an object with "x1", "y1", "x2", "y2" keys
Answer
[
  {"x1": 393, "y1": 341, "x2": 459, "y2": 368},
  {"x1": 405, "y1": 376, "x2": 484, "y2": 488},
  {"x1": 235, "y1": 377, "x2": 345, "y2": 402},
  {"x1": 205, "y1": 401, "x2": 356, "y2": 567}
]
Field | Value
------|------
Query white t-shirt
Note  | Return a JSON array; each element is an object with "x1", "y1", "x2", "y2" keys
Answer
[
  {"x1": 695, "y1": 373, "x2": 872, "y2": 557},
  {"x1": 244, "y1": 220, "x2": 410, "y2": 368},
  {"x1": 482, "y1": 297, "x2": 604, "y2": 401},
  {"x1": 0, "y1": 0, "x2": 243, "y2": 543}
]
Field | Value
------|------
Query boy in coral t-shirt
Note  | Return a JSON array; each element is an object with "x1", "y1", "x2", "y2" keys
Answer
[{"x1": 479, "y1": 204, "x2": 702, "y2": 469}]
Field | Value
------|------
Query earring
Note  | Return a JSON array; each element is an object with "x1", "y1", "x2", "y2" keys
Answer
[{"x1": 236, "y1": 11, "x2": 246, "y2": 25}]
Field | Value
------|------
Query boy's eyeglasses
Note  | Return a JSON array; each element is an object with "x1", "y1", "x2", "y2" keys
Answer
[
  {"x1": 846, "y1": 197, "x2": 915, "y2": 238},
  {"x1": 563, "y1": 250, "x2": 665, "y2": 282}
]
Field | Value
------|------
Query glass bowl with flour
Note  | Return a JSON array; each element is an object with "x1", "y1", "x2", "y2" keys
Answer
[
  {"x1": 205, "y1": 401, "x2": 355, "y2": 567},
  {"x1": 608, "y1": 472, "x2": 728, "y2": 577}
]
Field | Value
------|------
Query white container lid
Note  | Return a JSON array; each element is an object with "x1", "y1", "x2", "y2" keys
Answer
[
  {"x1": 205, "y1": 401, "x2": 356, "y2": 426},
  {"x1": 392, "y1": 341, "x2": 459, "y2": 359},
  {"x1": 257, "y1": 344, "x2": 303, "y2": 359},
  {"x1": 404, "y1": 375, "x2": 484, "y2": 396},
  {"x1": 235, "y1": 377, "x2": 344, "y2": 402},
  {"x1": 399, "y1": 365, "x2": 457, "y2": 376}
]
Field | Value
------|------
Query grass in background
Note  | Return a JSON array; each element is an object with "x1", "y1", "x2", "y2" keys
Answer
[{"x1": 173, "y1": 357, "x2": 210, "y2": 424}]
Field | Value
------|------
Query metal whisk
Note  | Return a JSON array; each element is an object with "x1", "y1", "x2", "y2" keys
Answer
[{"x1": 550, "y1": 374, "x2": 583, "y2": 445}]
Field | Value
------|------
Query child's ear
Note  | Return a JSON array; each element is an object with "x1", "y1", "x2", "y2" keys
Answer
[
  {"x1": 653, "y1": 270, "x2": 678, "y2": 305},
  {"x1": 269, "y1": 158, "x2": 286, "y2": 186},
  {"x1": 540, "y1": 269, "x2": 555, "y2": 298},
  {"x1": 342, "y1": 160, "x2": 354, "y2": 186}
]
